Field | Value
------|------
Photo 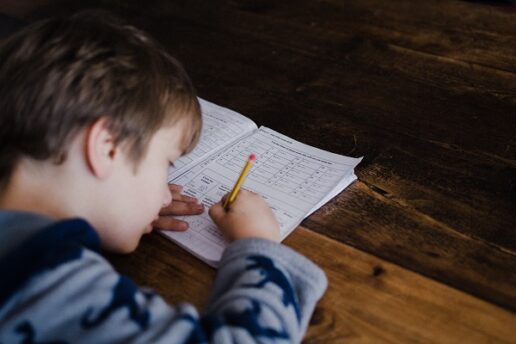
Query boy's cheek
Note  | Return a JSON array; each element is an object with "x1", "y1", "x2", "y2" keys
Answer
[
  {"x1": 101, "y1": 219, "x2": 153, "y2": 253},
  {"x1": 122, "y1": 235, "x2": 144, "y2": 253}
]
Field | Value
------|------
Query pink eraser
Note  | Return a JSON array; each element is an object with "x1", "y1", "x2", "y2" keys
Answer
[{"x1": 249, "y1": 153, "x2": 256, "y2": 162}]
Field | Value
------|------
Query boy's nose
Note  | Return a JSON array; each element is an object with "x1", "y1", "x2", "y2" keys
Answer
[{"x1": 162, "y1": 185, "x2": 172, "y2": 207}]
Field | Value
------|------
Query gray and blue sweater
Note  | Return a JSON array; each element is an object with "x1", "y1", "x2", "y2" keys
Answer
[{"x1": 0, "y1": 210, "x2": 327, "y2": 343}]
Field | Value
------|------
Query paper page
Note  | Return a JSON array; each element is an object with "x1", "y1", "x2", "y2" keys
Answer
[
  {"x1": 306, "y1": 171, "x2": 357, "y2": 216},
  {"x1": 162, "y1": 126, "x2": 362, "y2": 266},
  {"x1": 168, "y1": 98, "x2": 257, "y2": 181}
]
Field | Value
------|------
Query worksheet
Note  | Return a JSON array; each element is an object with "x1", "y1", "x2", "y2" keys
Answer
[{"x1": 162, "y1": 117, "x2": 362, "y2": 266}]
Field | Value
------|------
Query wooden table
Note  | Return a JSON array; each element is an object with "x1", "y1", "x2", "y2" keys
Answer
[{"x1": 3, "y1": 0, "x2": 515, "y2": 342}]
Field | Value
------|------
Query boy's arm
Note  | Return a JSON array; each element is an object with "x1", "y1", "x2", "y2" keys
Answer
[
  {"x1": 192, "y1": 190, "x2": 327, "y2": 342},
  {"x1": 145, "y1": 237, "x2": 326, "y2": 343},
  {"x1": 1, "y1": 238, "x2": 325, "y2": 343},
  {"x1": 202, "y1": 238, "x2": 327, "y2": 343}
]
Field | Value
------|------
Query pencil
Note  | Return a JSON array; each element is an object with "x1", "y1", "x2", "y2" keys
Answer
[{"x1": 223, "y1": 153, "x2": 256, "y2": 210}]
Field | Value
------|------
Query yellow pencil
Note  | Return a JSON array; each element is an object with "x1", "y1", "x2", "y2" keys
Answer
[{"x1": 223, "y1": 153, "x2": 257, "y2": 210}]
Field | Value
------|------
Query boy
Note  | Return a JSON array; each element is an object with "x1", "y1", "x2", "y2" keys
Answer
[{"x1": 0, "y1": 12, "x2": 327, "y2": 343}]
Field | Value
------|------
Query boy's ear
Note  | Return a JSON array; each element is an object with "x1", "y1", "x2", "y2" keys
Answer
[{"x1": 85, "y1": 118, "x2": 117, "y2": 179}]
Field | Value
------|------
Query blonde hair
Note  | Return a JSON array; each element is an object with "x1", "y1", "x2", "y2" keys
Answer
[{"x1": 0, "y1": 11, "x2": 201, "y2": 189}]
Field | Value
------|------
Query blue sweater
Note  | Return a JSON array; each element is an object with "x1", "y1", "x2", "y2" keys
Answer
[{"x1": 0, "y1": 211, "x2": 327, "y2": 343}]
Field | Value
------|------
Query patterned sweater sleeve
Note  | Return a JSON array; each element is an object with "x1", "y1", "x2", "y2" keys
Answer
[{"x1": 0, "y1": 221, "x2": 327, "y2": 344}]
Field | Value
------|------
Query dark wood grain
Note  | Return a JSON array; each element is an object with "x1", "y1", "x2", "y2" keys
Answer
[{"x1": 2, "y1": 0, "x2": 515, "y2": 341}]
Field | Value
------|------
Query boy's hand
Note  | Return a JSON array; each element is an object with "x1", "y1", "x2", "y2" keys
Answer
[
  {"x1": 209, "y1": 190, "x2": 280, "y2": 242},
  {"x1": 153, "y1": 184, "x2": 204, "y2": 231}
]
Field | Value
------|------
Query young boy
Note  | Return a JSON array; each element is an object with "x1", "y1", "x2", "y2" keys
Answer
[{"x1": 0, "y1": 12, "x2": 327, "y2": 343}]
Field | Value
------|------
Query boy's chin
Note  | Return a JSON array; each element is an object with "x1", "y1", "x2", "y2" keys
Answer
[
  {"x1": 144, "y1": 223, "x2": 154, "y2": 234},
  {"x1": 109, "y1": 235, "x2": 144, "y2": 254},
  {"x1": 118, "y1": 226, "x2": 152, "y2": 253}
]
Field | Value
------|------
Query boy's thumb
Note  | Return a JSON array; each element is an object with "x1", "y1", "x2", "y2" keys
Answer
[{"x1": 208, "y1": 202, "x2": 224, "y2": 223}]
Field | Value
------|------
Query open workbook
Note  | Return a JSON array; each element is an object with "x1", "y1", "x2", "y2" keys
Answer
[{"x1": 161, "y1": 98, "x2": 362, "y2": 267}]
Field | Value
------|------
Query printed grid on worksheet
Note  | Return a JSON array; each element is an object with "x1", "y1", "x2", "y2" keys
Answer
[
  {"x1": 215, "y1": 135, "x2": 351, "y2": 204},
  {"x1": 168, "y1": 127, "x2": 361, "y2": 259}
]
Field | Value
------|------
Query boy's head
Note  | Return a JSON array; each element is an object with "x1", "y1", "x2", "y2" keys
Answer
[{"x1": 0, "y1": 12, "x2": 202, "y2": 252}]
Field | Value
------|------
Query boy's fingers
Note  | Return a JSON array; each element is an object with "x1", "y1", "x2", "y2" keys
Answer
[
  {"x1": 152, "y1": 216, "x2": 189, "y2": 231},
  {"x1": 171, "y1": 193, "x2": 199, "y2": 204},
  {"x1": 168, "y1": 184, "x2": 199, "y2": 204},
  {"x1": 208, "y1": 202, "x2": 225, "y2": 223},
  {"x1": 168, "y1": 184, "x2": 183, "y2": 192},
  {"x1": 160, "y1": 201, "x2": 204, "y2": 216}
]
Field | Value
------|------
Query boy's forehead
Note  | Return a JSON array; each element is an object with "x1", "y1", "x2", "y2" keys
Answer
[
  {"x1": 158, "y1": 123, "x2": 185, "y2": 144},
  {"x1": 158, "y1": 103, "x2": 202, "y2": 156},
  {"x1": 158, "y1": 119, "x2": 195, "y2": 155}
]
